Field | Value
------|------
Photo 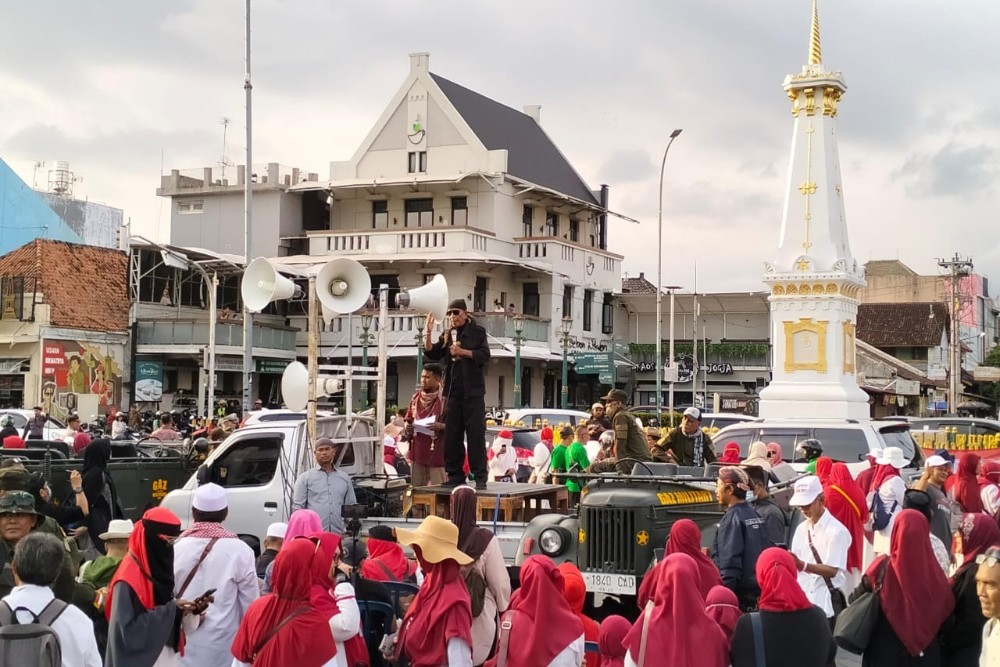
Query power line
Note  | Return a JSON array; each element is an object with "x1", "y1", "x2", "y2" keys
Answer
[{"x1": 938, "y1": 253, "x2": 974, "y2": 412}]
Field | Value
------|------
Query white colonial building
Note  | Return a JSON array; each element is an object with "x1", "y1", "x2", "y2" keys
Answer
[{"x1": 158, "y1": 53, "x2": 624, "y2": 411}]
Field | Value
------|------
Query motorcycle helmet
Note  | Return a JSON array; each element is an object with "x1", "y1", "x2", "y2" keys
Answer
[{"x1": 796, "y1": 438, "x2": 823, "y2": 460}]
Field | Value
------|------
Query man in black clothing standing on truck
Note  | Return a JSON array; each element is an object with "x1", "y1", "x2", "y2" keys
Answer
[
  {"x1": 424, "y1": 299, "x2": 490, "y2": 489},
  {"x1": 711, "y1": 465, "x2": 768, "y2": 611}
]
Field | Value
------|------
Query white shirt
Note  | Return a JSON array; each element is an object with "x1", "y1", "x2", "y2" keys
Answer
[
  {"x1": 174, "y1": 534, "x2": 260, "y2": 667},
  {"x1": 2, "y1": 584, "x2": 102, "y2": 667},
  {"x1": 984, "y1": 486, "x2": 1000, "y2": 517},
  {"x1": 531, "y1": 444, "x2": 551, "y2": 480},
  {"x1": 790, "y1": 509, "x2": 850, "y2": 618},
  {"x1": 870, "y1": 475, "x2": 907, "y2": 555},
  {"x1": 585, "y1": 439, "x2": 601, "y2": 463},
  {"x1": 930, "y1": 534, "x2": 952, "y2": 574},
  {"x1": 232, "y1": 582, "x2": 361, "y2": 667},
  {"x1": 983, "y1": 618, "x2": 1000, "y2": 667}
]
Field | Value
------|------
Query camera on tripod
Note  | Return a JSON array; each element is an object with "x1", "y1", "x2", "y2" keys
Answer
[{"x1": 341, "y1": 503, "x2": 367, "y2": 538}]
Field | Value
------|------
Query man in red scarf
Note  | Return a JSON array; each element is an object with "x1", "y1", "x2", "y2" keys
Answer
[
  {"x1": 557, "y1": 562, "x2": 600, "y2": 667},
  {"x1": 173, "y1": 483, "x2": 259, "y2": 667},
  {"x1": 403, "y1": 363, "x2": 447, "y2": 487}
]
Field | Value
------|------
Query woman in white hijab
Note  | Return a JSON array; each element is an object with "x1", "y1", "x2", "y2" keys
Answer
[
  {"x1": 489, "y1": 430, "x2": 518, "y2": 482},
  {"x1": 742, "y1": 440, "x2": 772, "y2": 470}
]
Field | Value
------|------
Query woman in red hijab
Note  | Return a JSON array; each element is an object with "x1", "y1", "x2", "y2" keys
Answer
[
  {"x1": 952, "y1": 453, "x2": 984, "y2": 513},
  {"x1": 486, "y1": 555, "x2": 584, "y2": 667},
  {"x1": 360, "y1": 525, "x2": 416, "y2": 582},
  {"x1": 106, "y1": 507, "x2": 201, "y2": 667},
  {"x1": 306, "y1": 532, "x2": 368, "y2": 666},
  {"x1": 597, "y1": 615, "x2": 630, "y2": 667},
  {"x1": 814, "y1": 456, "x2": 833, "y2": 486},
  {"x1": 719, "y1": 442, "x2": 741, "y2": 464},
  {"x1": 557, "y1": 562, "x2": 600, "y2": 667},
  {"x1": 625, "y1": 553, "x2": 727, "y2": 667},
  {"x1": 825, "y1": 462, "x2": 869, "y2": 582},
  {"x1": 395, "y1": 516, "x2": 474, "y2": 667},
  {"x1": 638, "y1": 518, "x2": 721, "y2": 606},
  {"x1": 979, "y1": 459, "x2": 1000, "y2": 517},
  {"x1": 705, "y1": 585, "x2": 742, "y2": 646},
  {"x1": 861, "y1": 509, "x2": 955, "y2": 664},
  {"x1": 231, "y1": 538, "x2": 340, "y2": 666},
  {"x1": 944, "y1": 513, "x2": 1000, "y2": 666},
  {"x1": 730, "y1": 548, "x2": 836, "y2": 667}
]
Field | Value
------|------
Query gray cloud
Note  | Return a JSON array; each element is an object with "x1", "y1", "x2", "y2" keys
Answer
[
  {"x1": 2, "y1": 0, "x2": 1000, "y2": 291},
  {"x1": 894, "y1": 143, "x2": 1000, "y2": 198}
]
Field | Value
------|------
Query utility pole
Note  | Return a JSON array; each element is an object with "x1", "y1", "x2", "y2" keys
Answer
[
  {"x1": 241, "y1": 0, "x2": 255, "y2": 415},
  {"x1": 939, "y1": 253, "x2": 974, "y2": 414}
]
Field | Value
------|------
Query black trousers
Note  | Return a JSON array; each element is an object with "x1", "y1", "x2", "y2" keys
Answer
[{"x1": 444, "y1": 394, "x2": 487, "y2": 483}]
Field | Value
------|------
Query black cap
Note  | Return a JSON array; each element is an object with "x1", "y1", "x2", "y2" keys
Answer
[
  {"x1": 447, "y1": 299, "x2": 468, "y2": 312},
  {"x1": 368, "y1": 525, "x2": 396, "y2": 542}
]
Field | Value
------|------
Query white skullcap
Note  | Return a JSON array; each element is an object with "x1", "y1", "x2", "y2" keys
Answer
[
  {"x1": 192, "y1": 482, "x2": 228, "y2": 512},
  {"x1": 266, "y1": 522, "x2": 287, "y2": 539}
]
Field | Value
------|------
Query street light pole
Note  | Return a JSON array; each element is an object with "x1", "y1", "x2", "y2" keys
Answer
[
  {"x1": 360, "y1": 312, "x2": 374, "y2": 411},
  {"x1": 656, "y1": 129, "x2": 683, "y2": 424},
  {"x1": 560, "y1": 316, "x2": 573, "y2": 410},
  {"x1": 513, "y1": 315, "x2": 525, "y2": 409}
]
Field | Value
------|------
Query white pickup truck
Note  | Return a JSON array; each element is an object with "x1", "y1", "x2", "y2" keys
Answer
[{"x1": 160, "y1": 414, "x2": 529, "y2": 561}]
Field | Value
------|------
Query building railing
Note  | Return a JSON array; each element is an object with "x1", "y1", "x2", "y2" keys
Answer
[{"x1": 136, "y1": 320, "x2": 298, "y2": 351}]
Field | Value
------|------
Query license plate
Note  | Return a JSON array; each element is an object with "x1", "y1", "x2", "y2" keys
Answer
[{"x1": 582, "y1": 572, "x2": 636, "y2": 595}]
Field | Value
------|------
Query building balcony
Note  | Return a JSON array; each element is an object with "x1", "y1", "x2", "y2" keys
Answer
[
  {"x1": 296, "y1": 311, "x2": 551, "y2": 354},
  {"x1": 136, "y1": 319, "x2": 298, "y2": 354},
  {"x1": 303, "y1": 227, "x2": 621, "y2": 288}
]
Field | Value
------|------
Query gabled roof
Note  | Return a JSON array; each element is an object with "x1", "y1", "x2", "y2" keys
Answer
[
  {"x1": 863, "y1": 259, "x2": 918, "y2": 277},
  {"x1": 621, "y1": 273, "x2": 657, "y2": 294},
  {"x1": 0, "y1": 239, "x2": 128, "y2": 332},
  {"x1": 856, "y1": 302, "x2": 948, "y2": 348},
  {"x1": 430, "y1": 73, "x2": 599, "y2": 205}
]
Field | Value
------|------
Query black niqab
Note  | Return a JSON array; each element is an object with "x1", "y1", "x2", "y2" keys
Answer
[{"x1": 142, "y1": 516, "x2": 180, "y2": 606}]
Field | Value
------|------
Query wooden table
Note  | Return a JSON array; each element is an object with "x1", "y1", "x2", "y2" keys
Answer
[{"x1": 408, "y1": 483, "x2": 569, "y2": 522}]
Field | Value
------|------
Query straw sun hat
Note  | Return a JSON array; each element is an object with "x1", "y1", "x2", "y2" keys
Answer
[{"x1": 394, "y1": 515, "x2": 473, "y2": 566}]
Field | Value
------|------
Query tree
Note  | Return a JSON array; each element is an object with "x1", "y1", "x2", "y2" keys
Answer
[{"x1": 984, "y1": 345, "x2": 1000, "y2": 368}]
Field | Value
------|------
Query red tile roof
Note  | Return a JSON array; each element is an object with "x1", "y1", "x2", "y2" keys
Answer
[
  {"x1": 856, "y1": 302, "x2": 948, "y2": 348},
  {"x1": 621, "y1": 272, "x2": 657, "y2": 294},
  {"x1": 0, "y1": 239, "x2": 128, "y2": 332}
]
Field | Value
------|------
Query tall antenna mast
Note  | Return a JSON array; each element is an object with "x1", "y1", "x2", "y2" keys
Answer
[{"x1": 218, "y1": 117, "x2": 234, "y2": 181}]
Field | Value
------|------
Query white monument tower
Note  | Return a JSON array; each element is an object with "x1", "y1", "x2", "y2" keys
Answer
[{"x1": 758, "y1": 0, "x2": 870, "y2": 420}]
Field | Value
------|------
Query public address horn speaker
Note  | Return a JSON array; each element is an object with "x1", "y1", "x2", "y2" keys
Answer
[
  {"x1": 241, "y1": 258, "x2": 298, "y2": 312},
  {"x1": 316, "y1": 258, "x2": 371, "y2": 314},
  {"x1": 281, "y1": 361, "x2": 344, "y2": 412},
  {"x1": 396, "y1": 274, "x2": 449, "y2": 321}
]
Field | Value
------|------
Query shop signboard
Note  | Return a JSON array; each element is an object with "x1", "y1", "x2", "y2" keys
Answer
[
  {"x1": 257, "y1": 359, "x2": 291, "y2": 375},
  {"x1": 573, "y1": 352, "x2": 614, "y2": 384},
  {"x1": 134, "y1": 361, "x2": 164, "y2": 402}
]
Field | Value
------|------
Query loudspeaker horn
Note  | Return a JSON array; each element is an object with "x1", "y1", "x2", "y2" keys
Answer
[
  {"x1": 396, "y1": 274, "x2": 449, "y2": 321},
  {"x1": 316, "y1": 258, "x2": 372, "y2": 315},
  {"x1": 281, "y1": 361, "x2": 344, "y2": 412},
  {"x1": 241, "y1": 258, "x2": 298, "y2": 312}
]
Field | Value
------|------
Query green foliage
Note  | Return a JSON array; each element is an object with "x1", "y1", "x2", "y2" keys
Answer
[
  {"x1": 983, "y1": 346, "x2": 1000, "y2": 368},
  {"x1": 627, "y1": 342, "x2": 770, "y2": 360}
]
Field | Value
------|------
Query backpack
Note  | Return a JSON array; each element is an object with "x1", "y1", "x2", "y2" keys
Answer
[
  {"x1": 0, "y1": 598, "x2": 67, "y2": 667},
  {"x1": 461, "y1": 564, "x2": 487, "y2": 618},
  {"x1": 870, "y1": 493, "x2": 898, "y2": 532}
]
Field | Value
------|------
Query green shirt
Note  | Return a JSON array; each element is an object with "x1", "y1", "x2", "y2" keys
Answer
[
  {"x1": 565, "y1": 441, "x2": 592, "y2": 493},
  {"x1": 550, "y1": 445, "x2": 569, "y2": 482}
]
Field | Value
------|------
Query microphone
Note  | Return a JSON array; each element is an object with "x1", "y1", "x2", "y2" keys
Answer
[{"x1": 450, "y1": 329, "x2": 458, "y2": 345}]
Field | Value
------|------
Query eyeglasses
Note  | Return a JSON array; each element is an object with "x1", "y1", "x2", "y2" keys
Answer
[
  {"x1": 446, "y1": 309, "x2": 463, "y2": 316},
  {"x1": 977, "y1": 553, "x2": 1000, "y2": 568}
]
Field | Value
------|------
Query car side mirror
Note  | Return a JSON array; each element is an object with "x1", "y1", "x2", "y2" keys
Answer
[{"x1": 195, "y1": 464, "x2": 210, "y2": 485}]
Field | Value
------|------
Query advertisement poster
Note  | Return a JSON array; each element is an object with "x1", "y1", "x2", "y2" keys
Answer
[
  {"x1": 135, "y1": 360, "x2": 164, "y2": 402},
  {"x1": 41, "y1": 339, "x2": 123, "y2": 420}
]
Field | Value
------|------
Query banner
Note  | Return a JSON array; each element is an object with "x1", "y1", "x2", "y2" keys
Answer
[{"x1": 135, "y1": 360, "x2": 164, "y2": 402}]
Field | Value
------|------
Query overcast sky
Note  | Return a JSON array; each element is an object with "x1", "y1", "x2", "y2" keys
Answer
[{"x1": 3, "y1": 1, "x2": 999, "y2": 294}]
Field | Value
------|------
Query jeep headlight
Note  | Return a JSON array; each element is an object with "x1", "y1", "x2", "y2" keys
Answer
[{"x1": 539, "y1": 527, "x2": 566, "y2": 556}]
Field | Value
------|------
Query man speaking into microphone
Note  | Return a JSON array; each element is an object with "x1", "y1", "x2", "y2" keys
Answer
[{"x1": 424, "y1": 298, "x2": 491, "y2": 489}]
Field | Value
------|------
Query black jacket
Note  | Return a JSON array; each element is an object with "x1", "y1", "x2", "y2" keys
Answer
[{"x1": 425, "y1": 319, "x2": 490, "y2": 398}]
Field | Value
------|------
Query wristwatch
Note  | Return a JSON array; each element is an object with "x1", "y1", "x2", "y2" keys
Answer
[{"x1": 72, "y1": 487, "x2": 84, "y2": 494}]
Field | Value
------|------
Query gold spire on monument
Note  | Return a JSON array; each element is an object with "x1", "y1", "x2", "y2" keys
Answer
[{"x1": 809, "y1": 0, "x2": 822, "y2": 65}]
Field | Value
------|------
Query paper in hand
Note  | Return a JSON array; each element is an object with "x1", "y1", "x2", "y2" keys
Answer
[{"x1": 414, "y1": 416, "x2": 436, "y2": 436}]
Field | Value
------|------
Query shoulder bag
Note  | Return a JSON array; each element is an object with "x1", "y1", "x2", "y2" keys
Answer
[
  {"x1": 494, "y1": 610, "x2": 516, "y2": 667},
  {"x1": 807, "y1": 530, "x2": 847, "y2": 618},
  {"x1": 636, "y1": 600, "x2": 653, "y2": 666},
  {"x1": 750, "y1": 612, "x2": 767, "y2": 667},
  {"x1": 177, "y1": 537, "x2": 219, "y2": 598},
  {"x1": 833, "y1": 558, "x2": 887, "y2": 654}
]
